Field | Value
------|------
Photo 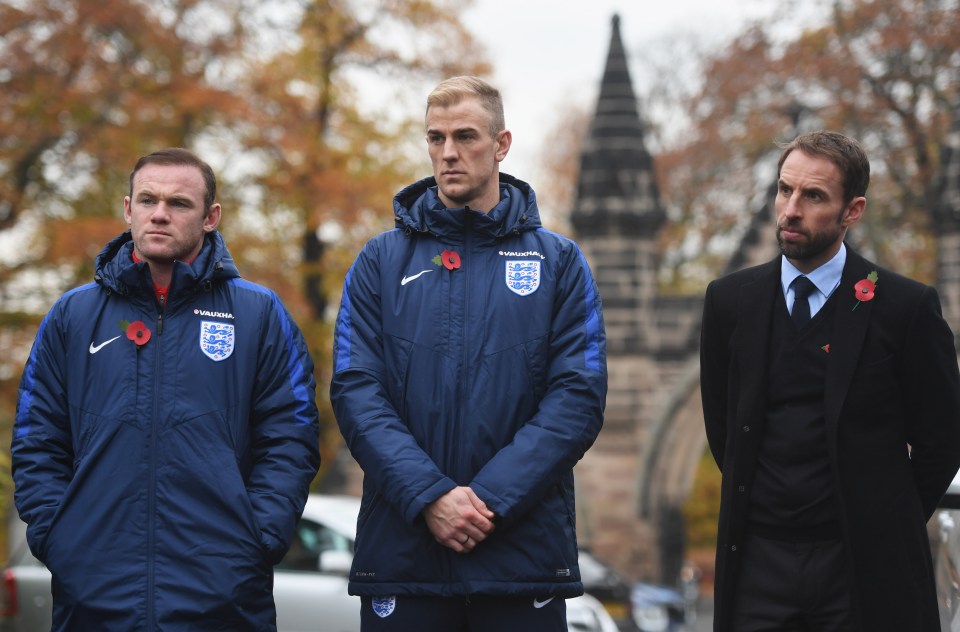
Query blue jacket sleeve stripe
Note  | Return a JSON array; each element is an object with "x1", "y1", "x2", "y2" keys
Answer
[
  {"x1": 13, "y1": 316, "x2": 51, "y2": 440},
  {"x1": 578, "y1": 249, "x2": 603, "y2": 374},
  {"x1": 537, "y1": 228, "x2": 604, "y2": 374},
  {"x1": 232, "y1": 279, "x2": 315, "y2": 426},
  {"x1": 333, "y1": 265, "x2": 355, "y2": 372},
  {"x1": 13, "y1": 281, "x2": 93, "y2": 439}
]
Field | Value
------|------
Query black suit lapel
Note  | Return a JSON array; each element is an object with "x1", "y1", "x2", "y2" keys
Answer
[
  {"x1": 825, "y1": 250, "x2": 875, "y2": 430},
  {"x1": 733, "y1": 262, "x2": 781, "y2": 426}
]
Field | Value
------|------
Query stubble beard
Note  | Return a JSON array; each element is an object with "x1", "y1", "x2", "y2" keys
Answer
[{"x1": 776, "y1": 222, "x2": 844, "y2": 263}]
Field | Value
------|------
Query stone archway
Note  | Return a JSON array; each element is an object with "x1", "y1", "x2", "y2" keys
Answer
[
  {"x1": 574, "y1": 355, "x2": 711, "y2": 584},
  {"x1": 635, "y1": 357, "x2": 709, "y2": 581}
]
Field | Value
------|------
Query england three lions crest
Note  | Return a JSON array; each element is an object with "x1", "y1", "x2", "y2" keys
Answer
[
  {"x1": 200, "y1": 320, "x2": 235, "y2": 361},
  {"x1": 505, "y1": 260, "x2": 540, "y2": 296},
  {"x1": 371, "y1": 596, "x2": 396, "y2": 618}
]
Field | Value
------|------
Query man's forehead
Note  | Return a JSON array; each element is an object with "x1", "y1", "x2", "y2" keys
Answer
[
  {"x1": 426, "y1": 97, "x2": 490, "y2": 131},
  {"x1": 132, "y1": 164, "x2": 205, "y2": 195},
  {"x1": 780, "y1": 151, "x2": 843, "y2": 186}
]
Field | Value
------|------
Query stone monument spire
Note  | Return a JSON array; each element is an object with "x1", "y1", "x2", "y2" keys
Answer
[{"x1": 571, "y1": 14, "x2": 666, "y2": 237}]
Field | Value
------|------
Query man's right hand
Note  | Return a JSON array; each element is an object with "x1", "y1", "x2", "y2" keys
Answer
[{"x1": 423, "y1": 486, "x2": 496, "y2": 553}]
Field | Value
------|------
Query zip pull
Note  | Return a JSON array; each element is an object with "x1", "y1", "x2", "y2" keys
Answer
[{"x1": 157, "y1": 294, "x2": 166, "y2": 335}]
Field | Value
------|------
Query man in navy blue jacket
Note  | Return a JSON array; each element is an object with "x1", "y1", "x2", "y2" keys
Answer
[
  {"x1": 331, "y1": 76, "x2": 608, "y2": 631},
  {"x1": 13, "y1": 148, "x2": 320, "y2": 631}
]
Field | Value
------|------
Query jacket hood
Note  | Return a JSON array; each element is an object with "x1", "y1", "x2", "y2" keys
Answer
[
  {"x1": 94, "y1": 230, "x2": 240, "y2": 301},
  {"x1": 393, "y1": 173, "x2": 542, "y2": 239}
]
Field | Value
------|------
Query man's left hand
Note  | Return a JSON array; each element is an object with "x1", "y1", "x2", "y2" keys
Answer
[{"x1": 423, "y1": 486, "x2": 496, "y2": 553}]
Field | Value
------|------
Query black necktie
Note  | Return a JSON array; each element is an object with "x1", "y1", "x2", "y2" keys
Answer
[{"x1": 791, "y1": 276, "x2": 816, "y2": 327}]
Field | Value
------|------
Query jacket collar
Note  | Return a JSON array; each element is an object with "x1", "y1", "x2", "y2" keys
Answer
[
  {"x1": 824, "y1": 249, "x2": 875, "y2": 429},
  {"x1": 95, "y1": 230, "x2": 239, "y2": 302},
  {"x1": 733, "y1": 260, "x2": 781, "y2": 426},
  {"x1": 392, "y1": 173, "x2": 542, "y2": 240}
]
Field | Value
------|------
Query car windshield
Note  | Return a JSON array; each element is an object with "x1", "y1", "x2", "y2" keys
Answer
[{"x1": 277, "y1": 518, "x2": 353, "y2": 571}]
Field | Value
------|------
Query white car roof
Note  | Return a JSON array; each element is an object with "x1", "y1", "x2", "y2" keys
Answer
[
  {"x1": 949, "y1": 469, "x2": 960, "y2": 496},
  {"x1": 300, "y1": 494, "x2": 361, "y2": 539}
]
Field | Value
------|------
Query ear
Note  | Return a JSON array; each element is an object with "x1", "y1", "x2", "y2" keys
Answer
[
  {"x1": 203, "y1": 203, "x2": 222, "y2": 233},
  {"x1": 842, "y1": 196, "x2": 865, "y2": 228},
  {"x1": 123, "y1": 197, "x2": 133, "y2": 225},
  {"x1": 495, "y1": 129, "x2": 512, "y2": 163}
]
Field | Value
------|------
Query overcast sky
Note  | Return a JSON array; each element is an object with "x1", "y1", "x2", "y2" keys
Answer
[{"x1": 458, "y1": 0, "x2": 788, "y2": 186}]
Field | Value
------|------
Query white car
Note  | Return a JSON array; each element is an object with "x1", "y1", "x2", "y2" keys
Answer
[
  {"x1": 567, "y1": 592, "x2": 621, "y2": 632},
  {"x1": 1, "y1": 494, "x2": 618, "y2": 632},
  {"x1": 935, "y1": 469, "x2": 960, "y2": 632},
  {"x1": 279, "y1": 495, "x2": 618, "y2": 632},
  {"x1": 273, "y1": 495, "x2": 362, "y2": 632}
]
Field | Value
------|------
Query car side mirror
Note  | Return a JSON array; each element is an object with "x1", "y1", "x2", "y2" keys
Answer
[{"x1": 318, "y1": 550, "x2": 353, "y2": 575}]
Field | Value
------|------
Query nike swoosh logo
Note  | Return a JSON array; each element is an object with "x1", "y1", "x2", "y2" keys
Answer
[
  {"x1": 533, "y1": 596, "x2": 555, "y2": 609},
  {"x1": 401, "y1": 270, "x2": 433, "y2": 286},
  {"x1": 89, "y1": 335, "x2": 122, "y2": 354}
]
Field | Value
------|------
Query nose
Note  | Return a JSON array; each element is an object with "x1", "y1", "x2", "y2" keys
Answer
[
  {"x1": 442, "y1": 138, "x2": 458, "y2": 162},
  {"x1": 780, "y1": 191, "x2": 801, "y2": 221},
  {"x1": 150, "y1": 202, "x2": 172, "y2": 222}
]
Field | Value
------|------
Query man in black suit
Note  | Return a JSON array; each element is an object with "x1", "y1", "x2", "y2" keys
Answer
[{"x1": 700, "y1": 130, "x2": 960, "y2": 631}]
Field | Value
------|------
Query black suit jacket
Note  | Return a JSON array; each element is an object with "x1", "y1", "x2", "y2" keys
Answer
[{"x1": 700, "y1": 248, "x2": 960, "y2": 632}]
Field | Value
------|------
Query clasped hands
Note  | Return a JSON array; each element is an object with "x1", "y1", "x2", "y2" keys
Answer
[{"x1": 423, "y1": 486, "x2": 496, "y2": 554}]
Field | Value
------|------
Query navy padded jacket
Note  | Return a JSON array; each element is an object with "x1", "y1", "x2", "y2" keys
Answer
[
  {"x1": 12, "y1": 231, "x2": 320, "y2": 631},
  {"x1": 331, "y1": 174, "x2": 607, "y2": 598}
]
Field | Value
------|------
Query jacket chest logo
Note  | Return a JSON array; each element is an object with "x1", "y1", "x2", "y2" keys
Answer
[
  {"x1": 372, "y1": 596, "x2": 396, "y2": 618},
  {"x1": 505, "y1": 260, "x2": 541, "y2": 296},
  {"x1": 199, "y1": 320, "x2": 235, "y2": 361}
]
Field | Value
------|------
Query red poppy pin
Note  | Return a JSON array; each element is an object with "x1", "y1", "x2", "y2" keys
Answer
[
  {"x1": 852, "y1": 270, "x2": 879, "y2": 311},
  {"x1": 433, "y1": 250, "x2": 461, "y2": 271},
  {"x1": 120, "y1": 320, "x2": 152, "y2": 347},
  {"x1": 821, "y1": 344, "x2": 830, "y2": 353}
]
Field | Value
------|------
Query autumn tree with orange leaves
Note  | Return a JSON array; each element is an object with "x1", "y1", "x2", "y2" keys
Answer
[
  {"x1": 0, "y1": 0, "x2": 488, "y2": 517},
  {"x1": 537, "y1": 0, "x2": 958, "y2": 293},
  {"x1": 211, "y1": 0, "x2": 489, "y2": 484},
  {"x1": 655, "y1": 0, "x2": 959, "y2": 290}
]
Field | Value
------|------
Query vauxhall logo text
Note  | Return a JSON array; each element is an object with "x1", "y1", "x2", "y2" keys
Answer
[
  {"x1": 194, "y1": 309, "x2": 235, "y2": 320},
  {"x1": 498, "y1": 250, "x2": 546, "y2": 260}
]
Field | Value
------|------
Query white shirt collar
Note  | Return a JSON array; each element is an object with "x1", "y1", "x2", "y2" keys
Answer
[{"x1": 780, "y1": 243, "x2": 846, "y2": 316}]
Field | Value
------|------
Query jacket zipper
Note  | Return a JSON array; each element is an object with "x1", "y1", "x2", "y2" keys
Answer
[
  {"x1": 457, "y1": 209, "x2": 473, "y2": 480},
  {"x1": 146, "y1": 295, "x2": 164, "y2": 626},
  {"x1": 157, "y1": 294, "x2": 165, "y2": 335}
]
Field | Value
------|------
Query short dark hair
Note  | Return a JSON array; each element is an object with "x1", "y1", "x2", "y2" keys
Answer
[
  {"x1": 777, "y1": 131, "x2": 870, "y2": 204},
  {"x1": 128, "y1": 148, "x2": 217, "y2": 213}
]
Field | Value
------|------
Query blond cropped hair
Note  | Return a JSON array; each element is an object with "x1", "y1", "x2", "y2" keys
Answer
[{"x1": 426, "y1": 76, "x2": 505, "y2": 138}]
